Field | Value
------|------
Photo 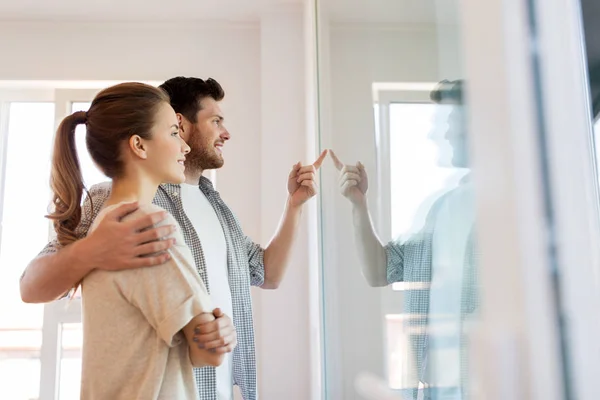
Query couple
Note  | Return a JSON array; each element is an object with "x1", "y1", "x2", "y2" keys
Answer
[{"x1": 19, "y1": 77, "x2": 326, "y2": 399}]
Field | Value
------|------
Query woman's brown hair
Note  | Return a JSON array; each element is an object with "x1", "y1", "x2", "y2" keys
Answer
[{"x1": 47, "y1": 82, "x2": 169, "y2": 247}]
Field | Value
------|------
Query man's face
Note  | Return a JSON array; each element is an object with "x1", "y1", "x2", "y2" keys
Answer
[
  {"x1": 428, "y1": 104, "x2": 469, "y2": 168},
  {"x1": 445, "y1": 105, "x2": 468, "y2": 168},
  {"x1": 180, "y1": 97, "x2": 230, "y2": 174}
]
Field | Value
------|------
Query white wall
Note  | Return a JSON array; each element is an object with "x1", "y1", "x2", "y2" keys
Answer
[
  {"x1": 255, "y1": 5, "x2": 312, "y2": 400},
  {"x1": 0, "y1": 20, "x2": 263, "y2": 243},
  {"x1": 0, "y1": 18, "x2": 315, "y2": 400},
  {"x1": 318, "y1": 22, "x2": 440, "y2": 399}
]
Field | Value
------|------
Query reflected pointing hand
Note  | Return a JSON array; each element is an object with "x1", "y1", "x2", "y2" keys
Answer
[{"x1": 329, "y1": 149, "x2": 368, "y2": 205}]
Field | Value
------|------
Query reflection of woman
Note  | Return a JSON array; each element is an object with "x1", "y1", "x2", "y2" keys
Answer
[{"x1": 47, "y1": 82, "x2": 223, "y2": 399}]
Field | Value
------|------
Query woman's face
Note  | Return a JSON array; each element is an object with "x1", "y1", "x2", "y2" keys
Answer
[{"x1": 142, "y1": 102, "x2": 191, "y2": 184}]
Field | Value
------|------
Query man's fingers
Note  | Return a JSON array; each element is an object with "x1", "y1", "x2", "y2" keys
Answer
[
  {"x1": 329, "y1": 149, "x2": 344, "y2": 171},
  {"x1": 301, "y1": 180, "x2": 317, "y2": 190},
  {"x1": 340, "y1": 175, "x2": 359, "y2": 187},
  {"x1": 340, "y1": 165, "x2": 360, "y2": 176},
  {"x1": 341, "y1": 179, "x2": 359, "y2": 194},
  {"x1": 134, "y1": 239, "x2": 175, "y2": 257},
  {"x1": 288, "y1": 162, "x2": 302, "y2": 178},
  {"x1": 296, "y1": 172, "x2": 315, "y2": 183},
  {"x1": 136, "y1": 225, "x2": 176, "y2": 245},
  {"x1": 129, "y1": 211, "x2": 169, "y2": 232},
  {"x1": 130, "y1": 252, "x2": 171, "y2": 268},
  {"x1": 312, "y1": 149, "x2": 328, "y2": 169},
  {"x1": 105, "y1": 201, "x2": 139, "y2": 221},
  {"x1": 339, "y1": 172, "x2": 361, "y2": 184}
]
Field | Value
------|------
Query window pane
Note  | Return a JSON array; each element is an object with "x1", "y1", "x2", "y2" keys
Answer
[
  {"x1": 0, "y1": 102, "x2": 55, "y2": 400},
  {"x1": 389, "y1": 103, "x2": 469, "y2": 240},
  {"x1": 58, "y1": 323, "x2": 82, "y2": 400}
]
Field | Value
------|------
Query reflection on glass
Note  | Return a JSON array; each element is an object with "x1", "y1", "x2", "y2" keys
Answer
[
  {"x1": 339, "y1": 81, "x2": 477, "y2": 400},
  {"x1": 0, "y1": 102, "x2": 54, "y2": 400},
  {"x1": 321, "y1": 12, "x2": 477, "y2": 390},
  {"x1": 389, "y1": 103, "x2": 469, "y2": 240}
]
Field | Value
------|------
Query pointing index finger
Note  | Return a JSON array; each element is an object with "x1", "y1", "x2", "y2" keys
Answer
[
  {"x1": 312, "y1": 149, "x2": 328, "y2": 169},
  {"x1": 329, "y1": 149, "x2": 344, "y2": 171}
]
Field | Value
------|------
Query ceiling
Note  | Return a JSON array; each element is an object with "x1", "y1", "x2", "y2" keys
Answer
[
  {"x1": 0, "y1": 0, "x2": 300, "y2": 22},
  {"x1": 0, "y1": 0, "x2": 451, "y2": 24},
  {"x1": 324, "y1": 0, "x2": 456, "y2": 25}
]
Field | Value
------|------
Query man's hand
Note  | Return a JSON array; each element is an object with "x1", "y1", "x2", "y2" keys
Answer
[
  {"x1": 329, "y1": 150, "x2": 369, "y2": 205},
  {"x1": 193, "y1": 308, "x2": 237, "y2": 354},
  {"x1": 287, "y1": 149, "x2": 328, "y2": 208},
  {"x1": 81, "y1": 202, "x2": 175, "y2": 271}
]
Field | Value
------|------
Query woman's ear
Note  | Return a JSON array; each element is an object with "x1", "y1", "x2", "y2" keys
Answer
[{"x1": 128, "y1": 135, "x2": 148, "y2": 160}]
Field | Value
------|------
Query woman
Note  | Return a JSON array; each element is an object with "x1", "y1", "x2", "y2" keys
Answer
[{"x1": 47, "y1": 82, "x2": 223, "y2": 399}]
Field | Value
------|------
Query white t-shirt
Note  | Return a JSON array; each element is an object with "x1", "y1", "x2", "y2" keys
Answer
[
  {"x1": 81, "y1": 203, "x2": 213, "y2": 400},
  {"x1": 181, "y1": 183, "x2": 234, "y2": 400},
  {"x1": 427, "y1": 181, "x2": 475, "y2": 398}
]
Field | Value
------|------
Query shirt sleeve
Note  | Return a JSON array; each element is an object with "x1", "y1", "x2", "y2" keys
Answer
[
  {"x1": 245, "y1": 236, "x2": 265, "y2": 287},
  {"x1": 384, "y1": 240, "x2": 405, "y2": 284},
  {"x1": 122, "y1": 210, "x2": 213, "y2": 347}
]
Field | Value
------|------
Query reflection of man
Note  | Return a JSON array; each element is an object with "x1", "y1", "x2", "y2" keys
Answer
[{"x1": 331, "y1": 80, "x2": 478, "y2": 400}]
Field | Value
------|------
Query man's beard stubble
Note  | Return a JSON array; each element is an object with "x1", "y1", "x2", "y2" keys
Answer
[{"x1": 185, "y1": 130, "x2": 224, "y2": 174}]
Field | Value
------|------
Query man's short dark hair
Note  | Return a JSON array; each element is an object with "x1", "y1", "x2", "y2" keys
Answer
[
  {"x1": 159, "y1": 77, "x2": 225, "y2": 123},
  {"x1": 430, "y1": 79, "x2": 464, "y2": 105}
]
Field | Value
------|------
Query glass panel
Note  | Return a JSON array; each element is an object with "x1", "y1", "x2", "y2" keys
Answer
[
  {"x1": 389, "y1": 103, "x2": 469, "y2": 240},
  {"x1": 58, "y1": 323, "x2": 82, "y2": 400},
  {"x1": 317, "y1": 1, "x2": 476, "y2": 399},
  {"x1": 0, "y1": 102, "x2": 55, "y2": 400}
]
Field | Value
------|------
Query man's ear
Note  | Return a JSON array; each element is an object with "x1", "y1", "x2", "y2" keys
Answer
[
  {"x1": 128, "y1": 135, "x2": 148, "y2": 160},
  {"x1": 177, "y1": 113, "x2": 185, "y2": 131}
]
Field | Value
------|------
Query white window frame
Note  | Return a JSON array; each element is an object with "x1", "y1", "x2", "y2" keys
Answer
[
  {"x1": 371, "y1": 84, "x2": 437, "y2": 391},
  {"x1": 371, "y1": 84, "x2": 437, "y2": 246},
  {"x1": 38, "y1": 88, "x2": 100, "y2": 400},
  {"x1": 0, "y1": 88, "x2": 59, "y2": 400}
]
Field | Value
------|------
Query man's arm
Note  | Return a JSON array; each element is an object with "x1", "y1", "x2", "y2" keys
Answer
[
  {"x1": 20, "y1": 202, "x2": 175, "y2": 303},
  {"x1": 261, "y1": 197, "x2": 303, "y2": 289},
  {"x1": 21, "y1": 239, "x2": 98, "y2": 303},
  {"x1": 259, "y1": 150, "x2": 328, "y2": 289},
  {"x1": 330, "y1": 150, "x2": 388, "y2": 287},
  {"x1": 351, "y1": 198, "x2": 388, "y2": 287}
]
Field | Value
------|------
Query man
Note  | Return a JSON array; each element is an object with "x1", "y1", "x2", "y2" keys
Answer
[
  {"x1": 20, "y1": 76, "x2": 326, "y2": 400},
  {"x1": 331, "y1": 80, "x2": 478, "y2": 400}
]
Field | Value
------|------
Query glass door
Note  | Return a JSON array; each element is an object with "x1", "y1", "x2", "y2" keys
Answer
[{"x1": 315, "y1": 0, "x2": 600, "y2": 399}]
